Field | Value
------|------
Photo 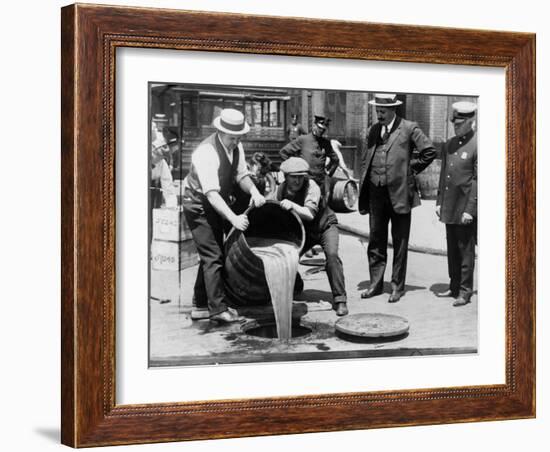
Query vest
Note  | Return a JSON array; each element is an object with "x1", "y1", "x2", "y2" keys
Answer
[
  {"x1": 369, "y1": 143, "x2": 388, "y2": 186},
  {"x1": 368, "y1": 124, "x2": 393, "y2": 186},
  {"x1": 184, "y1": 133, "x2": 239, "y2": 205}
]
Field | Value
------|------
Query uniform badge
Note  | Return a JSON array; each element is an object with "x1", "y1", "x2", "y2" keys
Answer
[{"x1": 461, "y1": 152, "x2": 468, "y2": 159}]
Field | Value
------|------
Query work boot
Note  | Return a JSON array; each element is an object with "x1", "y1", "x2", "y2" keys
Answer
[
  {"x1": 388, "y1": 289, "x2": 404, "y2": 303},
  {"x1": 335, "y1": 302, "x2": 348, "y2": 316}
]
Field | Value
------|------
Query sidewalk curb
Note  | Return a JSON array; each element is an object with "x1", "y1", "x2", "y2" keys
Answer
[{"x1": 337, "y1": 222, "x2": 447, "y2": 257}]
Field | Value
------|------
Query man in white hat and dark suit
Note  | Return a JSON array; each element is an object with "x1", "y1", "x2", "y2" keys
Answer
[
  {"x1": 358, "y1": 94, "x2": 436, "y2": 303},
  {"x1": 435, "y1": 101, "x2": 478, "y2": 307},
  {"x1": 182, "y1": 108, "x2": 266, "y2": 323}
]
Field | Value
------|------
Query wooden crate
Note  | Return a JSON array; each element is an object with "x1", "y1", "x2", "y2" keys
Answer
[
  {"x1": 151, "y1": 239, "x2": 198, "y2": 271},
  {"x1": 152, "y1": 208, "x2": 193, "y2": 242}
]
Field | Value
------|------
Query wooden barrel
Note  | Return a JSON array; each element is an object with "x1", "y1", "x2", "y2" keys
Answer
[
  {"x1": 329, "y1": 179, "x2": 358, "y2": 212},
  {"x1": 224, "y1": 201, "x2": 305, "y2": 306}
]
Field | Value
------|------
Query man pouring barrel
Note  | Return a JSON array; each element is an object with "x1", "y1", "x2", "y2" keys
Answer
[
  {"x1": 276, "y1": 157, "x2": 348, "y2": 316},
  {"x1": 182, "y1": 108, "x2": 266, "y2": 324}
]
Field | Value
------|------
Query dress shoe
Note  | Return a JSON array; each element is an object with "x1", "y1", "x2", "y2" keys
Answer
[
  {"x1": 360, "y1": 287, "x2": 383, "y2": 299},
  {"x1": 335, "y1": 302, "x2": 349, "y2": 316},
  {"x1": 210, "y1": 308, "x2": 243, "y2": 324},
  {"x1": 436, "y1": 288, "x2": 458, "y2": 298},
  {"x1": 453, "y1": 296, "x2": 471, "y2": 307},
  {"x1": 388, "y1": 290, "x2": 403, "y2": 303}
]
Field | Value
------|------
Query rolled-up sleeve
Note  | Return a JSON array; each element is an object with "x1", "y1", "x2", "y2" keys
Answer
[
  {"x1": 304, "y1": 180, "x2": 321, "y2": 216},
  {"x1": 192, "y1": 143, "x2": 221, "y2": 194},
  {"x1": 234, "y1": 143, "x2": 251, "y2": 184}
]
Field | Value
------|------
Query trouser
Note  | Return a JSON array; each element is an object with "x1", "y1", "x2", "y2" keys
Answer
[
  {"x1": 367, "y1": 183, "x2": 411, "y2": 293},
  {"x1": 182, "y1": 200, "x2": 229, "y2": 316},
  {"x1": 312, "y1": 174, "x2": 330, "y2": 200},
  {"x1": 445, "y1": 223, "x2": 476, "y2": 299},
  {"x1": 303, "y1": 224, "x2": 347, "y2": 303}
]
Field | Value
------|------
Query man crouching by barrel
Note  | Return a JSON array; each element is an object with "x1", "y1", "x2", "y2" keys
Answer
[
  {"x1": 276, "y1": 157, "x2": 348, "y2": 316},
  {"x1": 182, "y1": 109, "x2": 266, "y2": 324}
]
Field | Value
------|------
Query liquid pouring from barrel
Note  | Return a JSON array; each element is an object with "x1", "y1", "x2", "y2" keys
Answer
[{"x1": 224, "y1": 201, "x2": 305, "y2": 340}]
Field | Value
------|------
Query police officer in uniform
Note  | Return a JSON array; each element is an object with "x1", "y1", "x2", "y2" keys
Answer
[
  {"x1": 436, "y1": 101, "x2": 478, "y2": 307},
  {"x1": 358, "y1": 94, "x2": 435, "y2": 303},
  {"x1": 182, "y1": 109, "x2": 266, "y2": 323},
  {"x1": 276, "y1": 157, "x2": 348, "y2": 316},
  {"x1": 280, "y1": 115, "x2": 340, "y2": 195}
]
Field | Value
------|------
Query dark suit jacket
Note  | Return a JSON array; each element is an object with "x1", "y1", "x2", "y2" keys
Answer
[
  {"x1": 436, "y1": 130, "x2": 477, "y2": 224},
  {"x1": 358, "y1": 117, "x2": 436, "y2": 215}
]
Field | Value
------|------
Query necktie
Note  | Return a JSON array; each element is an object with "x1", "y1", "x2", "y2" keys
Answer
[{"x1": 382, "y1": 125, "x2": 390, "y2": 142}]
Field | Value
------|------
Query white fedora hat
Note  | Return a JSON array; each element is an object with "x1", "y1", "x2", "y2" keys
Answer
[
  {"x1": 213, "y1": 108, "x2": 250, "y2": 135},
  {"x1": 368, "y1": 93, "x2": 403, "y2": 107}
]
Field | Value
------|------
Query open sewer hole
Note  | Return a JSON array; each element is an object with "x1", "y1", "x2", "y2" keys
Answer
[{"x1": 243, "y1": 322, "x2": 312, "y2": 339}]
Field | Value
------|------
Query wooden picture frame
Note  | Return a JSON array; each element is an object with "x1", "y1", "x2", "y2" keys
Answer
[{"x1": 61, "y1": 3, "x2": 535, "y2": 447}]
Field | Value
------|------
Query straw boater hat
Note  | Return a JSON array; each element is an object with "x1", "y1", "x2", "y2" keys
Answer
[
  {"x1": 368, "y1": 93, "x2": 403, "y2": 107},
  {"x1": 213, "y1": 108, "x2": 250, "y2": 135},
  {"x1": 451, "y1": 101, "x2": 477, "y2": 122},
  {"x1": 280, "y1": 157, "x2": 310, "y2": 176}
]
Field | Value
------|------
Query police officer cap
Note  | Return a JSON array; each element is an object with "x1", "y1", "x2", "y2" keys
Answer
[
  {"x1": 280, "y1": 157, "x2": 310, "y2": 175},
  {"x1": 314, "y1": 115, "x2": 328, "y2": 129},
  {"x1": 451, "y1": 101, "x2": 477, "y2": 122}
]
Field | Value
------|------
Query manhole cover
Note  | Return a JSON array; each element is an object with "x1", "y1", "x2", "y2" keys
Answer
[{"x1": 335, "y1": 313, "x2": 409, "y2": 338}]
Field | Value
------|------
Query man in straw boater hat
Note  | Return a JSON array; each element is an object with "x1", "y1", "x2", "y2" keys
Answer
[
  {"x1": 435, "y1": 101, "x2": 478, "y2": 307},
  {"x1": 358, "y1": 93, "x2": 436, "y2": 303},
  {"x1": 182, "y1": 108, "x2": 266, "y2": 324},
  {"x1": 276, "y1": 157, "x2": 348, "y2": 316}
]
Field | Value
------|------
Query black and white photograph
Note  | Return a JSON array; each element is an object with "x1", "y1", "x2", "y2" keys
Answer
[{"x1": 148, "y1": 83, "x2": 478, "y2": 367}]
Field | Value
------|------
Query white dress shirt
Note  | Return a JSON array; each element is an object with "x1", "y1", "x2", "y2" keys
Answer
[
  {"x1": 380, "y1": 115, "x2": 396, "y2": 139},
  {"x1": 188, "y1": 138, "x2": 250, "y2": 195}
]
